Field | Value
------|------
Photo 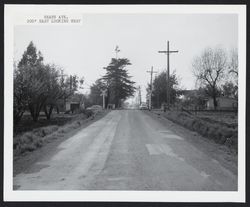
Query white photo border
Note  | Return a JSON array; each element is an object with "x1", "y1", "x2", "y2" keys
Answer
[{"x1": 4, "y1": 4, "x2": 246, "y2": 202}]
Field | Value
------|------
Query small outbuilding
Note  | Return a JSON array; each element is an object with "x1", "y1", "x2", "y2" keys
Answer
[{"x1": 56, "y1": 94, "x2": 85, "y2": 113}]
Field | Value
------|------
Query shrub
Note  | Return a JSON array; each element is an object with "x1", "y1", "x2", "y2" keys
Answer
[
  {"x1": 82, "y1": 109, "x2": 94, "y2": 118},
  {"x1": 26, "y1": 144, "x2": 36, "y2": 152},
  {"x1": 34, "y1": 140, "x2": 43, "y2": 148},
  {"x1": 33, "y1": 126, "x2": 59, "y2": 137},
  {"x1": 58, "y1": 128, "x2": 67, "y2": 134}
]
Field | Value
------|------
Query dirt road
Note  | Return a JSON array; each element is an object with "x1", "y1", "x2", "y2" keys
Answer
[{"x1": 14, "y1": 110, "x2": 237, "y2": 190}]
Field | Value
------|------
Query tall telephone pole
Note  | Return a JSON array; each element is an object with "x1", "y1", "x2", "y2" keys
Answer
[
  {"x1": 100, "y1": 89, "x2": 107, "y2": 109},
  {"x1": 147, "y1": 66, "x2": 157, "y2": 110},
  {"x1": 158, "y1": 41, "x2": 178, "y2": 110},
  {"x1": 138, "y1": 86, "x2": 142, "y2": 106}
]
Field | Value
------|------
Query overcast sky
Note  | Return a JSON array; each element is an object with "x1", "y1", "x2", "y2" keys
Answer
[{"x1": 14, "y1": 14, "x2": 238, "y2": 102}]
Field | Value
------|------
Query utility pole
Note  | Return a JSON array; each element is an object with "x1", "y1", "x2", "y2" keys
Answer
[
  {"x1": 158, "y1": 41, "x2": 178, "y2": 110},
  {"x1": 100, "y1": 89, "x2": 107, "y2": 109},
  {"x1": 147, "y1": 66, "x2": 157, "y2": 110},
  {"x1": 138, "y1": 86, "x2": 142, "y2": 106}
]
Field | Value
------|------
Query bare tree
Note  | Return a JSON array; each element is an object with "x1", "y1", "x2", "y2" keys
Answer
[
  {"x1": 192, "y1": 47, "x2": 227, "y2": 110},
  {"x1": 228, "y1": 48, "x2": 238, "y2": 84}
]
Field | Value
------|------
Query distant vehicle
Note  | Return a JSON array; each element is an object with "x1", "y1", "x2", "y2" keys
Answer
[
  {"x1": 139, "y1": 103, "x2": 148, "y2": 110},
  {"x1": 86, "y1": 105, "x2": 103, "y2": 110}
]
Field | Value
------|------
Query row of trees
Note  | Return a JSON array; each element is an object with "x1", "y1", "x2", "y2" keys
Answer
[
  {"x1": 14, "y1": 43, "x2": 135, "y2": 124},
  {"x1": 14, "y1": 42, "x2": 237, "y2": 125},
  {"x1": 147, "y1": 47, "x2": 238, "y2": 110},
  {"x1": 14, "y1": 41, "x2": 83, "y2": 123}
]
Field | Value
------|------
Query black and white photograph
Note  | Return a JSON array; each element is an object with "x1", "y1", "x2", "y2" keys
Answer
[{"x1": 4, "y1": 4, "x2": 246, "y2": 202}]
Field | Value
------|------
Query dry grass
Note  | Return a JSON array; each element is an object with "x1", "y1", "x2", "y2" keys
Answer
[
  {"x1": 154, "y1": 110, "x2": 238, "y2": 151},
  {"x1": 14, "y1": 113, "x2": 79, "y2": 136},
  {"x1": 13, "y1": 110, "x2": 99, "y2": 157}
]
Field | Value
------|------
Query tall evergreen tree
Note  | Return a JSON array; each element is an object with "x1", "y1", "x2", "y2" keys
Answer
[
  {"x1": 18, "y1": 41, "x2": 43, "y2": 68},
  {"x1": 14, "y1": 41, "x2": 45, "y2": 122},
  {"x1": 102, "y1": 58, "x2": 136, "y2": 108}
]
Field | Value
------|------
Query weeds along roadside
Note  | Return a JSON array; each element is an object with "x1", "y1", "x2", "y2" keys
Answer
[
  {"x1": 13, "y1": 110, "x2": 104, "y2": 157},
  {"x1": 148, "y1": 110, "x2": 238, "y2": 153}
]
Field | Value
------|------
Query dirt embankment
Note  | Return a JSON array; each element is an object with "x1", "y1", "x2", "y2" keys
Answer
[{"x1": 149, "y1": 110, "x2": 238, "y2": 152}]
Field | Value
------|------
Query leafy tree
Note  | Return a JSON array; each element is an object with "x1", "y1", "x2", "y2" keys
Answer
[
  {"x1": 18, "y1": 41, "x2": 43, "y2": 68},
  {"x1": 221, "y1": 81, "x2": 238, "y2": 99},
  {"x1": 41, "y1": 65, "x2": 62, "y2": 119},
  {"x1": 88, "y1": 79, "x2": 106, "y2": 106},
  {"x1": 149, "y1": 70, "x2": 180, "y2": 108},
  {"x1": 14, "y1": 41, "x2": 83, "y2": 122},
  {"x1": 14, "y1": 41, "x2": 44, "y2": 123},
  {"x1": 102, "y1": 58, "x2": 136, "y2": 108},
  {"x1": 14, "y1": 41, "x2": 45, "y2": 122},
  {"x1": 43, "y1": 70, "x2": 83, "y2": 120},
  {"x1": 192, "y1": 47, "x2": 227, "y2": 110},
  {"x1": 24, "y1": 64, "x2": 52, "y2": 121},
  {"x1": 14, "y1": 64, "x2": 28, "y2": 124}
]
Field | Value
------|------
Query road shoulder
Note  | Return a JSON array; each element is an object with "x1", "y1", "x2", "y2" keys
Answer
[
  {"x1": 144, "y1": 110, "x2": 237, "y2": 176},
  {"x1": 13, "y1": 110, "x2": 110, "y2": 177}
]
